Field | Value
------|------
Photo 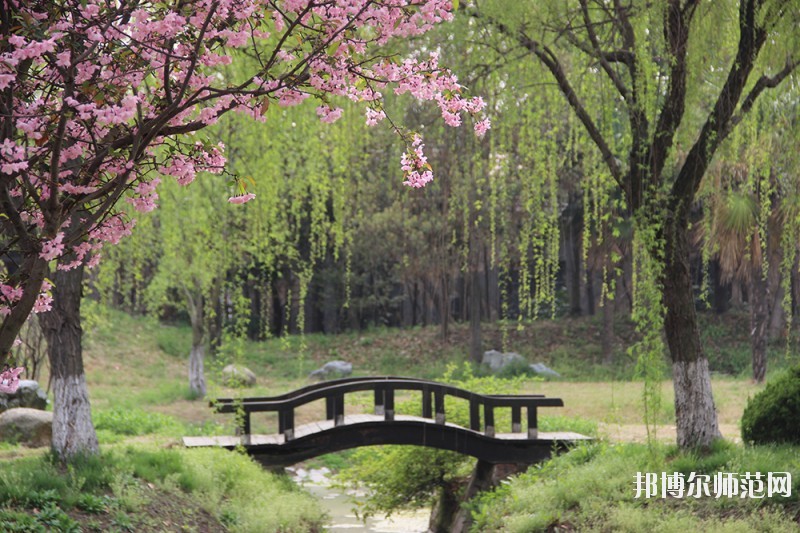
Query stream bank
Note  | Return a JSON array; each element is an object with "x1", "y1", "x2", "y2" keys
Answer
[{"x1": 289, "y1": 466, "x2": 430, "y2": 532}]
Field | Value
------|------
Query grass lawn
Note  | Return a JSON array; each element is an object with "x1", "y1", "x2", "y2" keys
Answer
[{"x1": 2, "y1": 303, "x2": 797, "y2": 531}]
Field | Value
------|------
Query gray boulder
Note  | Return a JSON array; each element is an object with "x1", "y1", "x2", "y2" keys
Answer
[
  {"x1": 309, "y1": 361, "x2": 352, "y2": 380},
  {"x1": 481, "y1": 350, "x2": 526, "y2": 373},
  {"x1": 0, "y1": 408, "x2": 53, "y2": 447},
  {"x1": 221, "y1": 365, "x2": 257, "y2": 387},
  {"x1": 0, "y1": 380, "x2": 48, "y2": 413},
  {"x1": 529, "y1": 363, "x2": 561, "y2": 378}
]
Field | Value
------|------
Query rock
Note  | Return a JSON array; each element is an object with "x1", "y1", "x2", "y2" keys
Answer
[
  {"x1": 481, "y1": 350, "x2": 526, "y2": 373},
  {"x1": 309, "y1": 361, "x2": 352, "y2": 380},
  {"x1": 529, "y1": 363, "x2": 561, "y2": 378},
  {"x1": 0, "y1": 380, "x2": 48, "y2": 412},
  {"x1": 221, "y1": 365, "x2": 257, "y2": 387},
  {"x1": 0, "y1": 407, "x2": 53, "y2": 447}
]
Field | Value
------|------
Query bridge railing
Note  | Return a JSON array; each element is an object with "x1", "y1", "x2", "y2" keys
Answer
[{"x1": 213, "y1": 377, "x2": 562, "y2": 441}]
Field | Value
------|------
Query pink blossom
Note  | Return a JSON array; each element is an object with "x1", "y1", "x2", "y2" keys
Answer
[
  {"x1": 365, "y1": 107, "x2": 385, "y2": 126},
  {"x1": 316, "y1": 105, "x2": 343, "y2": 123},
  {"x1": 0, "y1": 74, "x2": 14, "y2": 90},
  {"x1": 228, "y1": 193, "x2": 256, "y2": 204},
  {"x1": 40, "y1": 233, "x2": 65, "y2": 261},
  {"x1": 474, "y1": 118, "x2": 491, "y2": 137},
  {"x1": 55, "y1": 51, "x2": 71, "y2": 68}
]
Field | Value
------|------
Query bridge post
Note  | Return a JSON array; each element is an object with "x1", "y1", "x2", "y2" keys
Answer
[
  {"x1": 422, "y1": 386, "x2": 432, "y2": 419},
  {"x1": 511, "y1": 406, "x2": 521, "y2": 433},
  {"x1": 434, "y1": 389, "x2": 445, "y2": 424},
  {"x1": 527, "y1": 407, "x2": 538, "y2": 439},
  {"x1": 484, "y1": 403, "x2": 495, "y2": 437},
  {"x1": 374, "y1": 387, "x2": 385, "y2": 416},
  {"x1": 278, "y1": 408, "x2": 295, "y2": 441},
  {"x1": 469, "y1": 397, "x2": 480, "y2": 431},
  {"x1": 384, "y1": 387, "x2": 395, "y2": 421},
  {"x1": 326, "y1": 394, "x2": 345, "y2": 426}
]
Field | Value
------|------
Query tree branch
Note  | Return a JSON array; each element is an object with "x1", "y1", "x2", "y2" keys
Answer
[
  {"x1": 731, "y1": 56, "x2": 800, "y2": 128},
  {"x1": 515, "y1": 30, "x2": 623, "y2": 188},
  {"x1": 670, "y1": 0, "x2": 768, "y2": 211}
]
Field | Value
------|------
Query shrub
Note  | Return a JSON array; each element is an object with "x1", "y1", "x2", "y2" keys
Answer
[{"x1": 741, "y1": 366, "x2": 800, "y2": 445}]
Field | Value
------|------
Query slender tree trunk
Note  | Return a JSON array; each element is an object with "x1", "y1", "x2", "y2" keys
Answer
[
  {"x1": 38, "y1": 261, "x2": 99, "y2": 461},
  {"x1": 469, "y1": 238, "x2": 483, "y2": 364},
  {"x1": 186, "y1": 289, "x2": 206, "y2": 398},
  {"x1": 730, "y1": 281, "x2": 744, "y2": 309},
  {"x1": 749, "y1": 271, "x2": 768, "y2": 383},
  {"x1": 662, "y1": 217, "x2": 720, "y2": 449},
  {"x1": 602, "y1": 298, "x2": 614, "y2": 365},
  {"x1": 585, "y1": 268, "x2": 595, "y2": 315},
  {"x1": 439, "y1": 272, "x2": 449, "y2": 342}
]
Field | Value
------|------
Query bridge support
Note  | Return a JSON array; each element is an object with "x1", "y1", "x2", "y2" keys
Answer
[{"x1": 432, "y1": 460, "x2": 530, "y2": 533}]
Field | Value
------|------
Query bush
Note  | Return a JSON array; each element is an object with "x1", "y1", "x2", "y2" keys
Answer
[{"x1": 741, "y1": 366, "x2": 800, "y2": 445}]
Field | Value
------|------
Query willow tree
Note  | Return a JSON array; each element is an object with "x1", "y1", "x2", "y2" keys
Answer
[{"x1": 472, "y1": 0, "x2": 799, "y2": 448}]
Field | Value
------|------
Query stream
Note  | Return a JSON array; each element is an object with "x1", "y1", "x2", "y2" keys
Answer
[{"x1": 288, "y1": 467, "x2": 430, "y2": 532}]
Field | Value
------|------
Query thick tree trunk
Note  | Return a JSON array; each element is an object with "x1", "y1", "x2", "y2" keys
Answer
[
  {"x1": 749, "y1": 271, "x2": 768, "y2": 383},
  {"x1": 662, "y1": 218, "x2": 720, "y2": 449},
  {"x1": 39, "y1": 262, "x2": 100, "y2": 461},
  {"x1": 767, "y1": 284, "x2": 784, "y2": 341}
]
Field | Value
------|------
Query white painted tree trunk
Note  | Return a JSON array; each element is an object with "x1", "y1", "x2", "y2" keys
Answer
[
  {"x1": 39, "y1": 259, "x2": 99, "y2": 460},
  {"x1": 671, "y1": 358, "x2": 719, "y2": 448},
  {"x1": 186, "y1": 288, "x2": 207, "y2": 398},
  {"x1": 51, "y1": 372, "x2": 99, "y2": 459},
  {"x1": 189, "y1": 343, "x2": 206, "y2": 398}
]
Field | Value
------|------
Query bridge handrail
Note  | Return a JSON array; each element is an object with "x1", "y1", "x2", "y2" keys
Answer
[
  {"x1": 212, "y1": 376, "x2": 464, "y2": 405},
  {"x1": 213, "y1": 377, "x2": 561, "y2": 440},
  {"x1": 213, "y1": 378, "x2": 555, "y2": 412}
]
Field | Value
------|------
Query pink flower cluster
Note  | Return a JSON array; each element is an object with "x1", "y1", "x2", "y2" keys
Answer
[
  {"x1": 402, "y1": 135, "x2": 434, "y2": 188},
  {"x1": 0, "y1": 0, "x2": 488, "y2": 328}
]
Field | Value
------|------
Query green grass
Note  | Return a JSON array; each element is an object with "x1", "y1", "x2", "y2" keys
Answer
[
  {"x1": 17, "y1": 303, "x2": 800, "y2": 531},
  {"x1": 470, "y1": 441, "x2": 800, "y2": 532},
  {"x1": 0, "y1": 447, "x2": 325, "y2": 533}
]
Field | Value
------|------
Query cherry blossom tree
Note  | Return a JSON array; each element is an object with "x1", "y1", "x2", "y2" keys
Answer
[
  {"x1": 0, "y1": 0, "x2": 486, "y2": 459},
  {"x1": 0, "y1": 0, "x2": 486, "y2": 351}
]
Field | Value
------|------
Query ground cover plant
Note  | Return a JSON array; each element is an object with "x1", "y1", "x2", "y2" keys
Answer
[
  {"x1": 468, "y1": 441, "x2": 800, "y2": 532},
  {"x1": 0, "y1": 446, "x2": 325, "y2": 533}
]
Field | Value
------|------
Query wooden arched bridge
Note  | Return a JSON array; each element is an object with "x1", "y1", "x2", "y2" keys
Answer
[{"x1": 183, "y1": 377, "x2": 590, "y2": 466}]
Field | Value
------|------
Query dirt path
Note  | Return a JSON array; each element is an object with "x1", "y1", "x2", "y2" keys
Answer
[{"x1": 599, "y1": 423, "x2": 741, "y2": 443}]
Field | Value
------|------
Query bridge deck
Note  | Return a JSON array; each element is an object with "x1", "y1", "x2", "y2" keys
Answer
[{"x1": 183, "y1": 413, "x2": 591, "y2": 448}]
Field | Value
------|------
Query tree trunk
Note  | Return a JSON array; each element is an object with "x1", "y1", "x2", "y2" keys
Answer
[
  {"x1": 0, "y1": 255, "x2": 49, "y2": 357},
  {"x1": 469, "y1": 241, "x2": 483, "y2": 364},
  {"x1": 730, "y1": 281, "x2": 744, "y2": 309},
  {"x1": 767, "y1": 284, "x2": 784, "y2": 341},
  {"x1": 38, "y1": 261, "x2": 100, "y2": 461},
  {"x1": 186, "y1": 289, "x2": 206, "y2": 398},
  {"x1": 662, "y1": 217, "x2": 720, "y2": 449},
  {"x1": 749, "y1": 271, "x2": 768, "y2": 383},
  {"x1": 602, "y1": 298, "x2": 614, "y2": 365}
]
